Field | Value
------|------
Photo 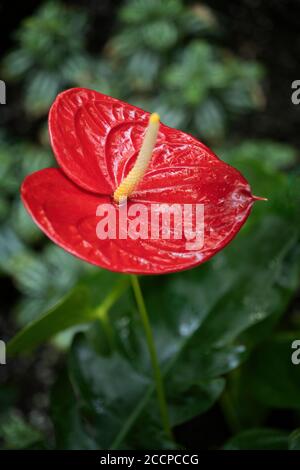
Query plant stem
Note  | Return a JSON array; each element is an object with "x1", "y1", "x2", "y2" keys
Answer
[
  {"x1": 94, "y1": 278, "x2": 128, "y2": 351},
  {"x1": 220, "y1": 389, "x2": 241, "y2": 434},
  {"x1": 220, "y1": 369, "x2": 242, "y2": 434},
  {"x1": 130, "y1": 274, "x2": 173, "y2": 441},
  {"x1": 94, "y1": 278, "x2": 129, "y2": 319}
]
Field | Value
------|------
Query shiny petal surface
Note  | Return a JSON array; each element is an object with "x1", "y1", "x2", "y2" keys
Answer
[
  {"x1": 21, "y1": 167, "x2": 255, "y2": 274},
  {"x1": 49, "y1": 88, "x2": 148, "y2": 194},
  {"x1": 22, "y1": 87, "x2": 257, "y2": 274}
]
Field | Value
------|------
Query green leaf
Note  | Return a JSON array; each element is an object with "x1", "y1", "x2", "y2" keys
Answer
[
  {"x1": 70, "y1": 333, "x2": 155, "y2": 449},
  {"x1": 7, "y1": 272, "x2": 127, "y2": 356},
  {"x1": 16, "y1": 2, "x2": 87, "y2": 70},
  {"x1": 223, "y1": 80, "x2": 258, "y2": 114},
  {"x1": 108, "y1": 31, "x2": 140, "y2": 58},
  {"x1": 0, "y1": 411, "x2": 43, "y2": 450},
  {"x1": 220, "y1": 140, "x2": 298, "y2": 171},
  {"x1": 11, "y1": 245, "x2": 91, "y2": 324},
  {"x1": 0, "y1": 386, "x2": 18, "y2": 413},
  {"x1": 0, "y1": 227, "x2": 26, "y2": 274},
  {"x1": 3, "y1": 50, "x2": 33, "y2": 79},
  {"x1": 180, "y1": 5, "x2": 217, "y2": 35},
  {"x1": 51, "y1": 371, "x2": 98, "y2": 450},
  {"x1": 127, "y1": 51, "x2": 160, "y2": 90},
  {"x1": 195, "y1": 98, "x2": 225, "y2": 141},
  {"x1": 10, "y1": 200, "x2": 41, "y2": 243},
  {"x1": 289, "y1": 429, "x2": 300, "y2": 450},
  {"x1": 168, "y1": 378, "x2": 225, "y2": 426},
  {"x1": 143, "y1": 20, "x2": 178, "y2": 51},
  {"x1": 120, "y1": 0, "x2": 182, "y2": 24},
  {"x1": 224, "y1": 428, "x2": 289, "y2": 450},
  {"x1": 243, "y1": 334, "x2": 300, "y2": 410},
  {"x1": 25, "y1": 71, "x2": 61, "y2": 116},
  {"x1": 65, "y1": 172, "x2": 300, "y2": 448},
  {"x1": 68, "y1": 327, "x2": 225, "y2": 449},
  {"x1": 8, "y1": 286, "x2": 90, "y2": 356},
  {"x1": 142, "y1": 97, "x2": 189, "y2": 129}
]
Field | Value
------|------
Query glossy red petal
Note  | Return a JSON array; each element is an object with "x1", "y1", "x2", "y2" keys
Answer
[
  {"x1": 22, "y1": 88, "x2": 258, "y2": 274},
  {"x1": 21, "y1": 168, "x2": 254, "y2": 274},
  {"x1": 49, "y1": 88, "x2": 149, "y2": 194}
]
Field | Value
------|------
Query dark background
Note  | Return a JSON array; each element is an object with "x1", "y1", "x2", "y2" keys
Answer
[
  {"x1": 0, "y1": 0, "x2": 300, "y2": 451},
  {"x1": 1, "y1": 0, "x2": 300, "y2": 145}
]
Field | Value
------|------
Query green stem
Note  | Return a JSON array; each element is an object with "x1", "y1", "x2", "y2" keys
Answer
[
  {"x1": 130, "y1": 274, "x2": 173, "y2": 441},
  {"x1": 93, "y1": 278, "x2": 129, "y2": 319},
  {"x1": 220, "y1": 388, "x2": 241, "y2": 434},
  {"x1": 220, "y1": 367, "x2": 242, "y2": 433},
  {"x1": 93, "y1": 279, "x2": 128, "y2": 351}
]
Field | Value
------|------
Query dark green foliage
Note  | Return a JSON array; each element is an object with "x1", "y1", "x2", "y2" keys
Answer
[
  {"x1": 1, "y1": 0, "x2": 300, "y2": 450},
  {"x1": 3, "y1": 1, "x2": 88, "y2": 115},
  {"x1": 224, "y1": 428, "x2": 289, "y2": 450},
  {"x1": 105, "y1": 0, "x2": 263, "y2": 139}
]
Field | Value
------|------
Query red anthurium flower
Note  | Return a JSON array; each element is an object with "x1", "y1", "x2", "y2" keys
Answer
[{"x1": 21, "y1": 88, "x2": 259, "y2": 274}]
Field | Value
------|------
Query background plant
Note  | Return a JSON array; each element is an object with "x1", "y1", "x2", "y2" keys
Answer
[{"x1": 0, "y1": 0, "x2": 299, "y2": 450}]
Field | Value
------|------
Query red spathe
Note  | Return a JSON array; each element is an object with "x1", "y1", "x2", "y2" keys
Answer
[{"x1": 21, "y1": 88, "x2": 255, "y2": 274}]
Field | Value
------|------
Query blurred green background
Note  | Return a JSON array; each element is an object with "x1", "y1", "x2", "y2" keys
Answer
[{"x1": 0, "y1": 0, "x2": 300, "y2": 450}]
